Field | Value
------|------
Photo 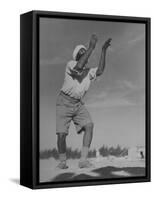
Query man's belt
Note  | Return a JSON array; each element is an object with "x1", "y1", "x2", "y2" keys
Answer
[{"x1": 60, "y1": 91, "x2": 82, "y2": 104}]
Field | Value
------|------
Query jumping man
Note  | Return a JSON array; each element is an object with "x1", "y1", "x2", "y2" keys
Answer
[{"x1": 56, "y1": 34, "x2": 112, "y2": 169}]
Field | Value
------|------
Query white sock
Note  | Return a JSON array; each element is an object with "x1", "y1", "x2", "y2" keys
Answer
[{"x1": 59, "y1": 153, "x2": 66, "y2": 162}]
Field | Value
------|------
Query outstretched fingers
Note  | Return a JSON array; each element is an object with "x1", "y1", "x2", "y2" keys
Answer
[{"x1": 102, "y1": 38, "x2": 112, "y2": 49}]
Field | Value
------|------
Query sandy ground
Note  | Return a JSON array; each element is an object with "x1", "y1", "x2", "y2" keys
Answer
[{"x1": 39, "y1": 157, "x2": 145, "y2": 183}]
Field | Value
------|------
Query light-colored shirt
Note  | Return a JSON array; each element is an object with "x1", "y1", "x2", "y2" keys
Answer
[{"x1": 61, "y1": 60, "x2": 98, "y2": 99}]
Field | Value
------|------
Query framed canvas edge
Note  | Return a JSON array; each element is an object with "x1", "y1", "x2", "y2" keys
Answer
[
  {"x1": 22, "y1": 10, "x2": 151, "y2": 22},
  {"x1": 20, "y1": 12, "x2": 34, "y2": 189},
  {"x1": 20, "y1": 10, "x2": 151, "y2": 189}
]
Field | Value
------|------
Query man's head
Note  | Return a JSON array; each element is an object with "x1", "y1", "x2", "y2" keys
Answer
[{"x1": 73, "y1": 45, "x2": 87, "y2": 61}]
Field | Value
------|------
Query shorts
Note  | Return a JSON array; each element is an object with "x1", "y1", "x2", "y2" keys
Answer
[{"x1": 56, "y1": 92, "x2": 93, "y2": 135}]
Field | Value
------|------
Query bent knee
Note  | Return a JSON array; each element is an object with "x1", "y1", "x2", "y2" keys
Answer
[{"x1": 84, "y1": 122, "x2": 94, "y2": 130}]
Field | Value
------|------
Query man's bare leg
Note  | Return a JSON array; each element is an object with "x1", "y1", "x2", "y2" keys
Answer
[
  {"x1": 79, "y1": 123, "x2": 94, "y2": 168},
  {"x1": 57, "y1": 133, "x2": 68, "y2": 169}
]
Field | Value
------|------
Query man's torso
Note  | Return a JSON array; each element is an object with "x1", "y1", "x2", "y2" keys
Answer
[{"x1": 61, "y1": 60, "x2": 97, "y2": 99}]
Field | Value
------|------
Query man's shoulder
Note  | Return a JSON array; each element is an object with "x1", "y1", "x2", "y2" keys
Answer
[
  {"x1": 66, "y1": 60, "x2": 77, "y2": 72},
  {"x1": 66, "y1": 60, "x2": 77, "y2": 67}
]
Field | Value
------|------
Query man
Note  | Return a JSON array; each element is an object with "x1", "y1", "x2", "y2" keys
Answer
[{"x1": 56, "y1": 34, "x2": 111, "y2": 169}]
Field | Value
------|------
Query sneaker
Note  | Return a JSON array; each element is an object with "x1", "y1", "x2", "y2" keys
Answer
[
  {"x1": 78, "y1": 160, "x2": 93, "y2": 168},
  {"x1": 56, "y1": 161, "x2": 69, "y2": 169}
]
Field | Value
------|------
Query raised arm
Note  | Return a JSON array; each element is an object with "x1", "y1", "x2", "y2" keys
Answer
[
  {"x1": 74, "y1": 34, "x2": 98, "y2": 72},
  {"x1": 96, "y1": 38, "x2": 112, "y2": 77}
]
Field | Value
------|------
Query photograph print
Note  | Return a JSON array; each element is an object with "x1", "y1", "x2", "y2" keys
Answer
[{"x1": 39, "y1": 15, "x2": 148, "y2": 184}]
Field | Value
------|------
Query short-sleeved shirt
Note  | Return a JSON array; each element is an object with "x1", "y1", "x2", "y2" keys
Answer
[{"x1": 61, "y1": 60, "x2": 98, "y2": 99}]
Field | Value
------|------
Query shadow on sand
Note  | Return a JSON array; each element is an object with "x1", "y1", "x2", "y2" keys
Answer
[{"x1": 51, "y1": 166, "x2": 145, "y2": 182}]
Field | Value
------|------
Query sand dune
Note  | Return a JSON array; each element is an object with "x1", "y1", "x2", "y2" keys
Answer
[{"x1": 40, "y1": 157, "x2": 145, "y2": 183}]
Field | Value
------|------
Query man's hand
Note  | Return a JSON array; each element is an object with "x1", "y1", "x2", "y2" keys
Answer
[
  {"x1": 89, "y1": 34, "x2": 98, "y2": 49},
  {"x1": 102, "y1": 38, "x2": 112, "y2": 51}
]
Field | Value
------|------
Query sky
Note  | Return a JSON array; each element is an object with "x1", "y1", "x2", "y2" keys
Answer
[{"x1": 39, "y1": 17, "x2": 145, "y2": 151}]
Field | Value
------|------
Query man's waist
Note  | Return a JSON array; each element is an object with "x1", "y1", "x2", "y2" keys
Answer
[{"x1": 60, "y1": 90, "x2": 83, "y2": 104}]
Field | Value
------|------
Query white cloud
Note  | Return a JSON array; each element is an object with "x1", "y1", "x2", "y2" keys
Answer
[
  {"x1": 86, "y1": 98, "x2": 134, "y2": 108},
  {"x1": 113, "y1": 33, "x2": 145, "y2": 55},
  {"x1": 127, "y1": 34, "x2": 145, "y2": 45},
  {"x1": 115, "y1": 80, "x2": 138, "y2": 90},
  {"x1": 86, "y1": 80, "x2": 145, "y2": 108},
  {"x1": 40, "y1": 57, "x2": 66, "y2": 66}
]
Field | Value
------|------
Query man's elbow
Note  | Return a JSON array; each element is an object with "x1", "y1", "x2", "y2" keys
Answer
[{"x1": 96, "y1": 69, "x2": 103, "y2": 76}]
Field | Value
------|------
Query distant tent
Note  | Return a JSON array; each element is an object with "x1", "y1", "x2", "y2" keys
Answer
[{"x1": 128, "y1": 146, "x2": 145, "y2": 160}]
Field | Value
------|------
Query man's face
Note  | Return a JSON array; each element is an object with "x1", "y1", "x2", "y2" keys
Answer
[{"x1": 76, "y1": 48, "x2": 86, "y2": 61}]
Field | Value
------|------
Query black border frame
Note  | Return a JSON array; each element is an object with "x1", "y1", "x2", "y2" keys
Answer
[{"x1": 20, "y1": 10, "x2": 151, "y2": 189}]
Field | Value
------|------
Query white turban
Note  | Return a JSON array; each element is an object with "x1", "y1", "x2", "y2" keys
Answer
[{"x1": 73, "y1": 45, "x2": 87, "y2": 60}]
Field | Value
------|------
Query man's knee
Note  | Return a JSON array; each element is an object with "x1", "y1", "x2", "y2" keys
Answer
[{"x1": 84, "y1": 122, "x2": 94, "y2": 131}]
